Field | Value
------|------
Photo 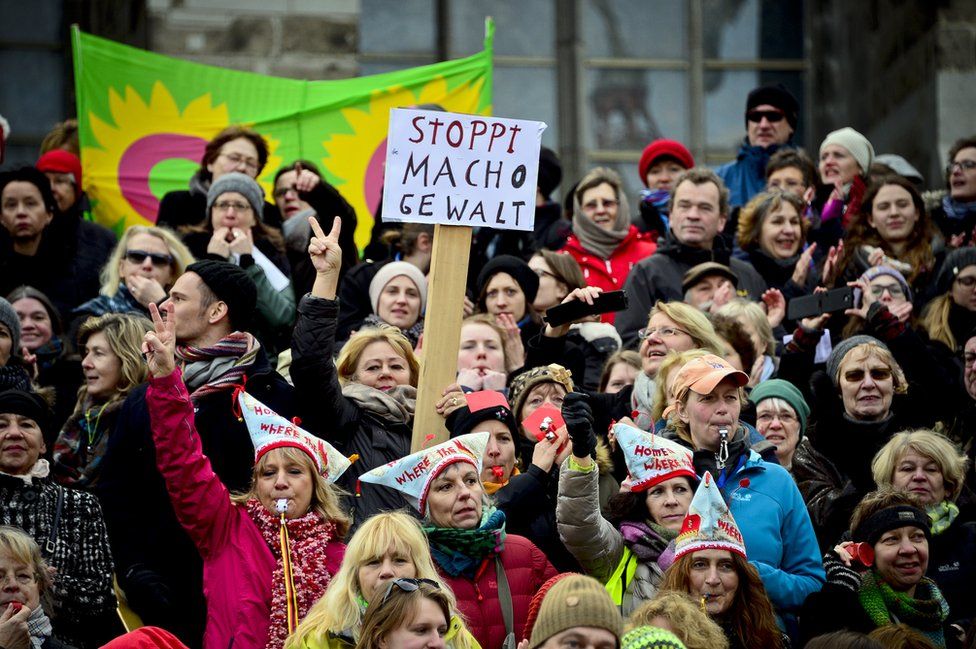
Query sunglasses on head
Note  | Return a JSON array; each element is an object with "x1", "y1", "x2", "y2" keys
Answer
[
  {"x1": 125, "y1": 250, "x2": 173, "y2": 267},
  {"x1": 381, "y1": 578, "x2": 441, "y2": 603},
  {"x1": 746, "y1": 109, "x2": 785, "y2": 123}
]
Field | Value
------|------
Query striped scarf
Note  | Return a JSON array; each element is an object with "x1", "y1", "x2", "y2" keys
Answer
[
  {"x1": 177, "y1": 332, "x2": 259, "y2": 401},
  {"x1": 858, "y1": 570, "x2": 948, "y2": 648}
]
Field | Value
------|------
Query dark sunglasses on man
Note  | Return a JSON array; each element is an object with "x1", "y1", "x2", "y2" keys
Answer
[
  {"x1": 125, "y1": 249, "x2": 173, "y2": 267},
  {"x1": 746, "y1": 109, "x2": 786, "y2": 123}
]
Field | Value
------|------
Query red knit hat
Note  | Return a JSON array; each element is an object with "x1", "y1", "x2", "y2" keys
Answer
[
  {"x1": 638, "y1": 139, "x2": 694, "y2": 186},
  {"x1": 36, "y1": 149, "x2": 82, "y2": 189}
]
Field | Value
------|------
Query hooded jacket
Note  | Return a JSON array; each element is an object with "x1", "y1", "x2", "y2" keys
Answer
[{"x1": 715, "y1": 139, "x2": 793, "y2": 208}]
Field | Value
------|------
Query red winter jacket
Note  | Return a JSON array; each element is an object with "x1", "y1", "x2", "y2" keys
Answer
[
  {"x1": 560, "y1": 226, "x2": 657, "y2": 323},
  {"x1": 440, "y1": 535, "x2": 557, "y2": 649},
  {"x1": 147, "y1": 369, "x2": 345, "y2": 649}
]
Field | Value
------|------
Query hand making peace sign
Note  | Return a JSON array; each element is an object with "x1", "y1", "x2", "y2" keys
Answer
[
  {"x1": 143, "y1": 301, "x2": 177, "y2": 378},
  {"x1": 308, "y1": 215, "x2": 344, "y2": 300}
]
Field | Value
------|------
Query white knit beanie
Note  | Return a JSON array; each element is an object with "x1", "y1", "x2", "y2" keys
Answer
[
  {"x1": 820, "y1": 127, "x2": 875, "y2": 174},
  {"x1": 368, "y1": 261, "x2": 428, "y2": 315}
]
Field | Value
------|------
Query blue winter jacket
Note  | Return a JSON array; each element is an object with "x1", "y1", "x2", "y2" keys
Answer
[
  {"x1": 725, "y1": 450, "x2": 825, "y2": 620},
  {"x1": 715, "y1": 139, "x2": 793, "y2": 208}
]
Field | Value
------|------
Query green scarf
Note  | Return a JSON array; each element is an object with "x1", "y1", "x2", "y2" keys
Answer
[
  {"x1": 423, "y1": 507, "x2": 507, "y2": 578},
  {"x1": 928, "y1": 501, "x2": 959, "y2": 536},
  {"x1": 857, "y1": 570, "x2": 948, "y2": 648}
]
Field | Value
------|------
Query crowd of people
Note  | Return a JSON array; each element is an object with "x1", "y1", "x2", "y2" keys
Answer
[{"x1": 0, "y1": 82, "x2": 975, "y2": 649}]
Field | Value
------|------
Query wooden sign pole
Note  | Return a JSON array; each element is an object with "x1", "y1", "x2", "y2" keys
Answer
[{"x1": 411, "y1": 224, "x2": 472, "y2": 451}]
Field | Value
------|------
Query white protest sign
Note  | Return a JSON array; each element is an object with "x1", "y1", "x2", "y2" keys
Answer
[{"x1": 381, "y1": 108, "x2": 547, "y2": 232}]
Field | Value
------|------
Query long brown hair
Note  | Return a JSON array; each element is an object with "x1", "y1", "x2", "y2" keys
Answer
[
  {"x1": 839, "y1": 176, "x2": 937, "y2": 286},
  {"x1": 659, "y1": 552, "x2": 783, "y2": 649}
]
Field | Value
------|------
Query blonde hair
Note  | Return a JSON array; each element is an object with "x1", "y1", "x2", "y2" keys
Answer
[
  {"x1": 628, "y1": 591, "x2": 729, "y2": 649},
  {"x1": 99, "y1": 226, "x2": 195, "y2": 296},
  {"x1": 460, "y1": 314, "x2": 509, "y2": 371},
  {"x1": 648, "y1": 301, "x2": 726, "y2": 357},
  {"x1": 73, "y1": 313, "x2": 153, "y2": 413},
  {"x1": 837, "y1": 342, "x2": 908, "y2": 395},
  {"x1": 717, "y1": 299, "x2": 776, "y2": 356},
  {"x1": 920, "y1": 294, "x2": 957, "y2": 352},
  {"x1": 336, "y1": 325, "x2": 420, "y2": 387},
  {"x1": 0, "y1": 526, "x2": 53, "y2": 611},
  {"x1": 871, "y1": 429, "x2": 969, "y2": 502},
  {"x1": 229, "y1": 447, "x2": 350, "y2": 538},
  {"x1": 289, "y1": 511, "x2": 472, "y2": 649},
  {"x1": 651, "y1": 349, "x2": 710, "y2": 422}
]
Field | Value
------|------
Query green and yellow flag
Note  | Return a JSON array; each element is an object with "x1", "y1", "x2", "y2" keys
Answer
[{"x1": 71, "y1": 23, "x2": 492, "y2": 248}]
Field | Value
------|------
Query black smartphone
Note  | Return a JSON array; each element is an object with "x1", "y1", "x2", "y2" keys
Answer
[
  {"x1": 545, "y1": 290, "x2": 628, "y2": 327},
  {"x1": 786, "y1": 286, "x2": 855, "y2": 321}
]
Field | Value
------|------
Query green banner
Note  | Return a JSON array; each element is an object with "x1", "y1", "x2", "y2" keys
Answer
[{"x1": 72, "y1": 23, "x2": 493, "y2": 247}]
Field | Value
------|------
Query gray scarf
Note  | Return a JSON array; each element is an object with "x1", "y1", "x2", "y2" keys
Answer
[
  {"x1": 341, "y1": 383, "x2": 417, "y2": 424},
  {"x1": 571, "y1": 191, "x2": 632, "y2": 260},
  {"x1": 630, "y1": 371, "x2": 656, "y2": 431},
  {"x1": 27, "y1": 605, "x2": 53, "y2": 649}
]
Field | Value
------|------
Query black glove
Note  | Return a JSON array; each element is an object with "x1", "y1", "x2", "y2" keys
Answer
[{"x1": 562, "y1": 391, "x2": 596, "y2": 458}]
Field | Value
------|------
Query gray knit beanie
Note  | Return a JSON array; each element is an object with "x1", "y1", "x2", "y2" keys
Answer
[
  {"x1": 207, "y1": 171, "x2": 264, "y2": 221},
  {"x1": 820, "y1": 127, "x2": 874, "y2": 175},
  {"x1": 0, "y1": 298, "x2": 19, "y2": 355},
  {"x1": 826, "y1": 334, "x2": 888, "y2": 386}
]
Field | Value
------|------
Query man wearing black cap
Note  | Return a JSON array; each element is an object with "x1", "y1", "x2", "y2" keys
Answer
[
  {"x1": 715, "y1": 84, "x2": 799, "y2": 208},
  {"x1": 97, "y1": 260, "x2": 296, "y2": 646}
]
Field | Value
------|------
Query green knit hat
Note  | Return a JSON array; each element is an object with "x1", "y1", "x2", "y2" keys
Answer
[
  {"x1": 748, "y1": 378, "x2": 810, "y2": 437},
  {"x1": 622, "y1": 627, "x2": 687, "y2": 649},
  {"x1": 529, "y1": 574, "x2": 622, "y2": 648}
]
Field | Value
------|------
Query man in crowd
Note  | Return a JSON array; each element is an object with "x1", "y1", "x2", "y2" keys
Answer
[
  {"x1": 682, "y1": 261, "x2": 739, "y2": 313},
  {"x1": 716, "y1": 84, "x2": 799, "y2": 208},
  {"x1": 97, "y1": 260, "x2": 295, "y2": 647},
  {"x1": 616, "y1": 168, "x2": 766, "y2": 347}
]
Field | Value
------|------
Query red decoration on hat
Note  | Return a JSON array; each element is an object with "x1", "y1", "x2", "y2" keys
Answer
[
  {"x1": 523, "y1": 405, "x2": 566, "y2": 442},
  {"x1": 466, "y1": 390, "x2": 510, "y2": 412}
]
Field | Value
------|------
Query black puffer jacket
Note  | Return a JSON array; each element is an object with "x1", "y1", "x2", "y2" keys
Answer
[
  {"x1": 290, "y1": 295, "x2": 413, "y2": 530},
  {"x1": 97, "y1": 348, "x2": 294, "y2": 648}
]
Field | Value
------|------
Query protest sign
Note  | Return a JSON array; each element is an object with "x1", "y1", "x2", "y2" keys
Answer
[
  {"x1": 380, "y1": 108, "x2": 546, "y2": 451},
  {"x1": 382, "y1": 108, "x2": 547, "y2": 232}
]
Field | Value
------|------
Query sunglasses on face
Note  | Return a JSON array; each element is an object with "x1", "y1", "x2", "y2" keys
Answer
[
  {"x1": 381, "y1": 578, "x2": 441, "y2": 603},
  {"x1": 843, "y1": 368, "x2": 893, "y2": 383},
  {"x1": 746, "y1": 109, "x2": 785, "y2": 123},
  {"x1": 125, "y1": 250, "x2": 173, "y2": 267}
]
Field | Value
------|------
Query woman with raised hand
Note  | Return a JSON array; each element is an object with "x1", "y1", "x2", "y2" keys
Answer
[
  {"x1": 141, "y1": 301, "x2": 349, "y2": 649},
  {"x1": 359, "y1": 432, "x2": 557, "y2": 649},
  {"x1": 556, "y1": 403, "x2": 697, "y2": 614},
  {"x1": 288, "y1": 511, "x2": 478, "y2": 649},
  {"x1": 289, "y1": 216, "x2": 423, "y2": 527}
]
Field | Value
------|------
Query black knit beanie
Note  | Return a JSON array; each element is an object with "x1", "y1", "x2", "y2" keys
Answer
[
  {"x1": 746, "y1": 84, "x2": 799, "y2": 130},
  {"x1": 935, "y1": 246, "x2": 976, "y2": 295},
  {"x1": 0, "y1": 389, "x2": 51, "y2": 433},
  {"x1": 186, "y1": 260, "x2": 257, "y2": 331},
  {"x1": 477, "y1": 255, "x2": 540, "y2": 307}
]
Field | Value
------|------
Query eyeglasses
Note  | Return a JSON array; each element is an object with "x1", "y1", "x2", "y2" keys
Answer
[
  {"x1": 0, "y1": 570, "x2": 35, "y2": 586},
  {"x1": 381, "y1": 578, "x2": 441, "y2": 603},
  {"x1": 947, "y1": 160, "x2": 976, "y2": 175},
  {"x1": 843, "y1": 368, "x2": 893, "y2": 383},
  {"x1": 220, "y1": 152, "x2": 259, "y2": 172},
  {"x1": 757, "y1": 412, "x2": 797, "y2": 425},
  {"x1": 582, "y1": 198, "x2": 618, "y2": 211},
  {"x1": 533, "y1": 268, "x2": 559, "y2": 280},
  {"x1": 746, "y1": 109, "x2": 785, "y2": 123},
  {"x1": 638, "y1": 326, "x2": 690, "y2": 340},
  {"x1": 955, "y1": 275, "x2": 976, "y2": 289},
  {"x1": 869, "y1": 283, "x2": 904, "y2": 298},
  {"x1": 125, "y1": 250, "x2": 173, "y2": 267},
  {"x1": 272, "y1": 185, "x2": 299, "y2": 200},
  {"x1": 213, "y1": 201, "x2": 252, "y2": 212}
]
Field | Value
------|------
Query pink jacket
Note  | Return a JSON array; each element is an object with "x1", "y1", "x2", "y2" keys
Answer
[{"x1": 147, "y1": 369, "x2": 345, "y2": 649}]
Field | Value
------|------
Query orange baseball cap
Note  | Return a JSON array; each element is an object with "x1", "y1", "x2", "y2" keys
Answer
[{"x1": 671, "y1": 354, "x2": 748, "y2": 397}]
